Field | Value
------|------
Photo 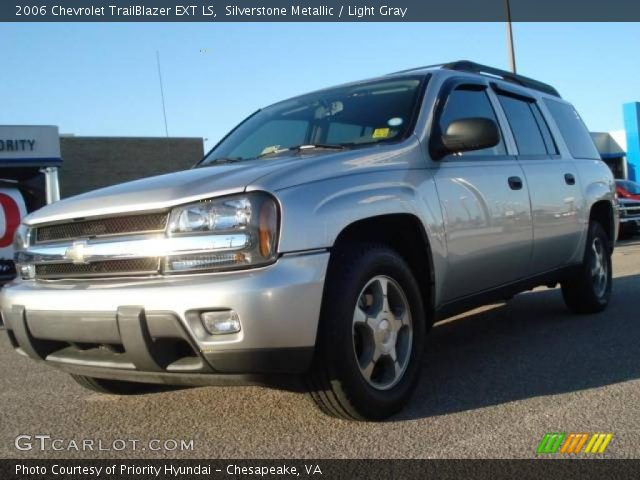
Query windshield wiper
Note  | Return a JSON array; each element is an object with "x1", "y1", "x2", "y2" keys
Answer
[
  {"x1": 257, "y1": 144, "x2": 348, "y2": 159},
  {"x1": 205, "y1": 157, "x2": 243, "y2": 165}
]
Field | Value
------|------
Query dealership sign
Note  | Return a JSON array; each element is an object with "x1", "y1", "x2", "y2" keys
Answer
[
  {"x1": 0, "y1": 126, "x2": 61, "y2": 278},
  {"x1": 0, "y1": 125, "x2": 61, "y2": 165}
]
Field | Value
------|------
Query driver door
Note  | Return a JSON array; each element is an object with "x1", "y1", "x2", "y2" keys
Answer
[{"x1": 431, "y1": 80, "x2": 534, "y2": 302}]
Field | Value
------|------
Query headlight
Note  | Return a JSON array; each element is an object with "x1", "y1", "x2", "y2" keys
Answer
[
  {"x1": 13, "y1": 224, "x2": 35, "y2": 280},
  {"x1": 13, "y1": 223, "x2": 31, "y2": 251},
  {"x1": 169, "y1": 197, "x2": 251, "y2": 233},
  {"x1": 164, "y1": 192, "x2": 279, "y2": 273}
]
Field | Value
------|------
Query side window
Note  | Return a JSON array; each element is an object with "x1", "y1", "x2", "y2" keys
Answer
[
  {"x1": 497, "y1": 94, "x2": 552, "y2": 155},
  {"x1": 544, "y1": 99, "x2": 600, "y2": 159},
  {"x1": 439, "y1": 87, "x2": 506, "y2": 156},
  {"x1": 530, "y1": 104, "x2": 558, "y2": 154}
]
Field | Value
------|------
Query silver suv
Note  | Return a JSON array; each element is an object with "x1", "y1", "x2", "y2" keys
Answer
[{"x1": 2, "y1": 61, "x2": 617, "y2": 420}]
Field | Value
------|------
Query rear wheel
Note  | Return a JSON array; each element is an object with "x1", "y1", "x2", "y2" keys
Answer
[
  {"x1": 70, "y1": 374, "x2": 161, "y2": 395},
  {"x1": 561, "y1": 221, "x2": 612, "y2": 314},
  {"x1": 307, "y1": 243, "x2": 426, "y2": 420}
]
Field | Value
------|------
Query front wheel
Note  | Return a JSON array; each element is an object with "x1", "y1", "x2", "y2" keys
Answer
[
  {"x1": 307, "y1": 244, "x2": 426, "y2": 420},
  {"x1": 561, "y1": 221, "x2": 612, "y2": 314}
]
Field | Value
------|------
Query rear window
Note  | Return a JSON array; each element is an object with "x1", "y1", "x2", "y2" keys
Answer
[{"x1": 544, "y1": 99, "x2": 600, "y2": 159}]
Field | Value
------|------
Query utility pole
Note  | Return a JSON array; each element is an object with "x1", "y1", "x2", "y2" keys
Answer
[
  {"x1": 504, "y1": 0, "x2": 517, "y2": 74},
  {"x1": 156, "y1": 50, "x2": 170, "y2": 137}
]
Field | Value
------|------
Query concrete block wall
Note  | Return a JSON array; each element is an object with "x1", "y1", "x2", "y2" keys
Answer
[{"x1": 58, "y1": 136, "x2": 204, "y2": 198}]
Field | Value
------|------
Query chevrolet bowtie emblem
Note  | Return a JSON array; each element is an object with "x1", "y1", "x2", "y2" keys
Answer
[{"x1": 64, "y1": 241, "x2": 89, "y2": 264}]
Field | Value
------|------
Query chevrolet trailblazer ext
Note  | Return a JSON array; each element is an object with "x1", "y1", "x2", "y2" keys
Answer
[{"x1": 2, "y1": 61, "x2": 617, "y2": 420}]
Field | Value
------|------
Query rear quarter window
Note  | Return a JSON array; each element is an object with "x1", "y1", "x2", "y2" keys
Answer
[
  {"x1": 497, "y1": 94, "x2": 551, "y2": 155},
  {"x1": 543, "y1": 99, "x2": 600, "y2": 160}
]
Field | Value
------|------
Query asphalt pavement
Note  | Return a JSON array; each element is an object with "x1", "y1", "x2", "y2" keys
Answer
[{"x1": 2, "y1": 239, "x2": 640, "y2": 459}]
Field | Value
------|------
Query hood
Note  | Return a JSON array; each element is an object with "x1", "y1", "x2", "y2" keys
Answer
[
  {"x1": 619, "y1": 193, "x2": 640, "y2": 201},
  {"x1": 25, "y1": 139, "x2": 421, "y2": 225},
  {"x1": 24, "y1": 160, "x2": 286, "y2": 225}
]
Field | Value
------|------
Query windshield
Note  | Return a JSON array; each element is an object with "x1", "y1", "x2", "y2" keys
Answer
[
  {"x1": 199, "y1": 76, "x2": 426, "y2": 166},
  {"x1": 617, "y1": 180, "x2": 640, "y2": 195}
]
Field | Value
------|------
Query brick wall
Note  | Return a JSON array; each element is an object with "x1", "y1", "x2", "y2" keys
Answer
[{"x1": 58, "y1": 136, "x2": 204, "y2": 198}]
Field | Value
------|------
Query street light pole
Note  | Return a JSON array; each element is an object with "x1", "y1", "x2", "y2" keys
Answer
[{"x1": 504, "y1": 0, "x2": 517, "y2": 74}]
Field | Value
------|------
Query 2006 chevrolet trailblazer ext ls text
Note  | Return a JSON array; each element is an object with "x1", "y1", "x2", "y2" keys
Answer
[{"x1": 2, "y1": 61, "x2": 617, "y2": 420}]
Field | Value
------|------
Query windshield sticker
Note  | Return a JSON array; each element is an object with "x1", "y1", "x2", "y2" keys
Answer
[
  {"x1": 260, "y1": 145, "x2": 281, "y2": 156},
  {"x1": 388, "y1": 117, "x2": 403, "y2": 127},
  {"x1": 372, "y1": 128, "x2": 390, "y2": 138}
]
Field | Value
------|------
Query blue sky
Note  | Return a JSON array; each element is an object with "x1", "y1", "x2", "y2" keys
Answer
[{"x1": 1, "y1": 22, "x2": 638, "y2": 149}]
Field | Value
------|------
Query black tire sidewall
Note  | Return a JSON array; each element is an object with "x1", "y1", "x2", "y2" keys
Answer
[
  {"x1": 586, "y1": 222, "x2": 613, "y2": 307},
  {"x1": 319, "y1": 245, "x2": 426, "y2": 418},
  {"x1": 563, "y1": 221, "x2": 612, "y2": 313}
]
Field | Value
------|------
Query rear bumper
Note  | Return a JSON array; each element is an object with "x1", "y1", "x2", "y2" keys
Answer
[{"x1": 1, "y1": 252, "x2": 329, "y2": 379}]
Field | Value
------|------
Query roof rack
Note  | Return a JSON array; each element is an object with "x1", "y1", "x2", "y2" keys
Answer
[{"x1": 388, "y1": 60, "x2": 561, "y2": 98}]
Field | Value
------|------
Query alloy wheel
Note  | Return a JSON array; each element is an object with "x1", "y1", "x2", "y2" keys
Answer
[
  {"x1": 591, "y1": 237, "x2": 609, "y2": 298},
  {"x1": 352, "y1": 275, "x2": 413, "y2": 391}
]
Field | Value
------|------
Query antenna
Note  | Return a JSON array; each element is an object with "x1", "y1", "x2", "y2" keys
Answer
[{"x1": 156, "y1": 50, "x2": 170, "y2": 137}]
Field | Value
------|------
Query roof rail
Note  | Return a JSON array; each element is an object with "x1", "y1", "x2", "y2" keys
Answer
[
  {"x1": 388, "y1": 60, "x2": 561, "y2": 98},
  {"x1": 387, "y1": 63, "x2": 446, "y2": 75},
  {"x1": 442, "y1": 61, "x2": 561, "y2": 97}
]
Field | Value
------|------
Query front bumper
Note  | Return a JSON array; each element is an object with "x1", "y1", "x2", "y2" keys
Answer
[
  {"x1": 619, "y1": 201, "x2": 640, "y2": 228},
  {"x1": 1, "y1": 252, "x2": 329, "y2": 381}
]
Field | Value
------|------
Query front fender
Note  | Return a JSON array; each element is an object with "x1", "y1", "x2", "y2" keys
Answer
[
  {"x1": 270, "y1": 169, "x2": 448, "y2": 306},
  {"x1": 273, "y1": 170, "x2": 435, "y2": 251}
]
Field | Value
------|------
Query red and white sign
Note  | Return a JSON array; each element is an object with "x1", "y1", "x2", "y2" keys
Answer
[{"x1": 0, "y1": 188, "x2": 26, "y2": 261}]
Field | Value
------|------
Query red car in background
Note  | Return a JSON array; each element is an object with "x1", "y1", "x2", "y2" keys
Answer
[
  {"x1": 616, "y1": 179, "x2": 640, "y2": 238},
  {"x1": 616, "y1": 179, "x2": 640, "y2": 200}
]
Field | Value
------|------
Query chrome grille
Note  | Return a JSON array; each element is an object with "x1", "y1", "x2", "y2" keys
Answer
[
  {"x1": 35, "y1": 213, "x2": 168, "y2": 243},
  {"x1": 35, "y1": 258, "x2": 161, "y2": 279},
  {"x1": 620, "y1": 204, "x2": 640, "y2": 218}
]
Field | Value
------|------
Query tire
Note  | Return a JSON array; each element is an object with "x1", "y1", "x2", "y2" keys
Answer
[
  {"x1": 561, "y1": 221, "x2": 612, "y2": 314},
  {"x1": 307, "y1": 243, "x2": 426, "y2": 420},
  {"x1": 70, "y1": 374, "x2": 161, "y2": 395}
]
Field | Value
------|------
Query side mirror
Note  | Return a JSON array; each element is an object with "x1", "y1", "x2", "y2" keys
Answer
[{"x1": 435, "y1": 117, "x2": 500, "y2": 159}]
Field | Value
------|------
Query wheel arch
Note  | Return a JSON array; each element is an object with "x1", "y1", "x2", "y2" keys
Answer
[
  {"x1": 589, "y1": 200, "x2": 616, "y2": 249},
  {"x1": 330, "y1": 213, "x2": 436, "y2": 325}
]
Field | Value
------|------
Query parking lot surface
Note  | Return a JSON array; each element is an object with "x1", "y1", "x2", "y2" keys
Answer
[{"x1": 2, "y1": 239, "x2": 640, "y2": 459}]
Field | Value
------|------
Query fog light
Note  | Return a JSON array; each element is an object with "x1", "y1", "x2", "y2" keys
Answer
[{"x1": 200, "y1": 310, "x2": 241, "y2": 335}]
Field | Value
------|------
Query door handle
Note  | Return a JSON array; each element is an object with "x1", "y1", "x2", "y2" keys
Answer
[
  {"x1": 508, "y1": 176, "x2": 523, "y2": 190},
  {"x1": 564, "y1": 173, "x2": 576, "y2": 185}
]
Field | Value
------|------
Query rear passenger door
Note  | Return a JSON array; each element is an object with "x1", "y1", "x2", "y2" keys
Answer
[
  {"x1": 431, "y1": 79, "x2": 534, "y2": 302},
  {"x1": 493, "y1": 86, "x2": 583, "y2": 274}
]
